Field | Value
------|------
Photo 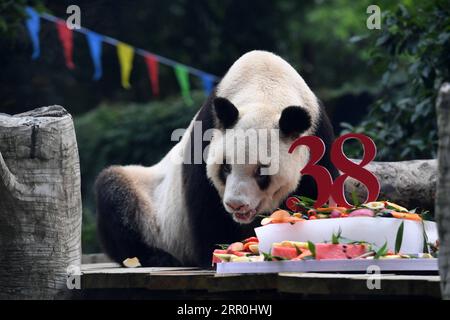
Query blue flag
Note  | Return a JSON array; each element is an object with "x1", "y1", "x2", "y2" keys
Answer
[
  {"x1": 86, "y1": 31, "x2": 103, "y2": 80},
  {"x1": 200, "y1": 74, "x2": 214, "y2": 96},
  {"x1": 25, "y1": 7, "x2": 40, "y2": 60}
]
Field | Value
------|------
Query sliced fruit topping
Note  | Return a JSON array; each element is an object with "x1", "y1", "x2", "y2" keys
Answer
[
  {"x1": 261, "y1": 209, "x2": 304, "y2": 225},
  {"x1": 348, "y1": 208, "x2": 375, "y2": 217},
  {"x1": 122, "y1": 257, "x2": 141, "y2": 268},
  {"x1": 384, "y1": 201, "x2": 408, "y2": 212},
  {"x1": 362, "y1": 201, "x2": 385, "y2": 210},
  {"x1": 315, "y1": 243, "x2": 367, "y2": 260},
  {"x1": 226, "y1": 242, "x2": 244, "y2": 253}
]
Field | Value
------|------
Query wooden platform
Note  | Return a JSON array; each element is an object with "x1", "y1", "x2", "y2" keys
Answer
[{"x1": 77, "y1": 263, "x2": 441, "y2": 299}]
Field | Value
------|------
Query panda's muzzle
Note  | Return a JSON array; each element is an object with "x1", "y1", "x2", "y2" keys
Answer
[{"x1": 226, "y1": 201, "x2": 260, "y2": 223}]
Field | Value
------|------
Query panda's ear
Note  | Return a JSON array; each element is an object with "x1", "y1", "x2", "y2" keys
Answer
[
  {"x1": 279, "y1": 106, "x2": 311, "y2": 138},
  {"x1": 213, "y1": 97, "x2": 239, "y2": 129}
]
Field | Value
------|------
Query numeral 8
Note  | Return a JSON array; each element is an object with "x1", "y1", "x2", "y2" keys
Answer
[{"x1": 289, "y1": 133, "x2": 380, "y2": 208}]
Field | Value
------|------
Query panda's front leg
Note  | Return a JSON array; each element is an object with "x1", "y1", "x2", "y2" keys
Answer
[{"x1": 95, "y1": 165, "x2": 182, "y2": 267}]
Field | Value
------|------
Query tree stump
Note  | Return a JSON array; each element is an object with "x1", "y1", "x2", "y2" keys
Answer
[
  {"x1": 0, "y1": 106, "x2": 82, "y2": 299},
  {"x1": 345, "y1": 159, "x2": 437, "y2": 211},
  {"x1": 436, "y1": 83, "x2": 450, "y2": 299}
]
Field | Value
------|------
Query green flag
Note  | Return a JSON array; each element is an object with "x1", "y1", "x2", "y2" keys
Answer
[{"x1": 174, "y1": 65, "x2": 193, "y2": 106}]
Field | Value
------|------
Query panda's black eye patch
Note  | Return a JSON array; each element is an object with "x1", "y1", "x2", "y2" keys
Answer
[
  {"x1": 255, "y1": 165, "x2": 271, "y2": 190},
  {"x1": 279, "y1": 106, "x2": 311, "y2": 138},
  {"x1": 213, "y1": 97, "x2": 239, "y2": 129},
  {"x1": 219, "y1": 163, "x2": 231, "y2": 183}
]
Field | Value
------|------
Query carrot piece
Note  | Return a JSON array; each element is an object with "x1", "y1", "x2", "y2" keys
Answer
[{"x1": 391, "y1": 212, "x2": 422, "y2": 221}]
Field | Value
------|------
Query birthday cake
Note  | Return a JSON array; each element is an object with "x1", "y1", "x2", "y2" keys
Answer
[{"x1": 212, "y1": 197, "x2": 439, "y2": 265}]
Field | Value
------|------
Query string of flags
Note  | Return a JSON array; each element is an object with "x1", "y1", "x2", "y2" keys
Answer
[{"x1": 24, "y1": 6, "x2": 219, "y2": 105}]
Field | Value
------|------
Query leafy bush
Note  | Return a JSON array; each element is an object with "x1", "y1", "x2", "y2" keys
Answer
[
  {"x1": 341, "y1": 1, "x2": 450, "y2": 160},
  {"x1": 75, "y1": 92, "x2": 204, "y2": 252}
]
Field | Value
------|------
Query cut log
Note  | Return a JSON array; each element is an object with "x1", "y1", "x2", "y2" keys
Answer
[
  {"x1": 345, "y1": 159, "x2": 436, "y2": 211},
  {"x1": 436, "y1": 82, "x2": 450, "y2": 299},
  {"x1": 0, "y1": 106, "x2": 82, "y2": 299}
]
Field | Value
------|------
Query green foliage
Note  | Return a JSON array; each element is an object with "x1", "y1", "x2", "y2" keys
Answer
[
  {"x1": 374, "y1": 241, "x2": 388, "y2": 259},
  {"x1": 75, "y1": 92, "x2": 203, "y2": 252},
  {"x1": 0, "y1": 0, "x2": 44, "y2": 38},
  {"x1": 331, "y1": 228, "x2": 343, "y2": 244},
  {"x1": 307, "y1": 241, "x2": 316, "y2": 258},
  {"x1": 395, "y1": 221, "x2": 404, "y2": 254},
  {"x1": 341, "y1": 1, "x2": 450, "y2": 160}
]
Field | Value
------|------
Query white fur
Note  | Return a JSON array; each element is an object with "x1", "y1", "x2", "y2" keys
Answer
[{"x1": 117, "y1": 117, "x2": 198, "y2": 264}]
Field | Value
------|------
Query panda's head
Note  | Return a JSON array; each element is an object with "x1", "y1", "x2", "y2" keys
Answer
[{"x1": 206, "y1": 97, "x2": 314, "y2": 224}]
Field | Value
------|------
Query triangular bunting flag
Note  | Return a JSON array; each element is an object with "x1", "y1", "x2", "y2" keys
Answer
[
  {"x1": 116, "y1": 42, "x2": 134, "y2": 89},
  {"x1": 144, "y1": 54, "x2": 159, "y2": 96},
  {"x1": 86, "y1": 31, "x2": 103, "y2": 80},
  {"x1": 200, "y1": 74, "x2": 214, "y2": 96},
  {"x1": 174, "y1": 65, "x2": 193, "y2": 106},
  {"x1": 25, "y1": 7, "x2": 40, "y2": 60},
  {"x1": 55, "y1": 20, "x2": 75, "y2": 69}
]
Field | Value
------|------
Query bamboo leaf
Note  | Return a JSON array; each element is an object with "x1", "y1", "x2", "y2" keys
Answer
[
  {"x1": 299, "y1": 196, "x2": 316, "y2": 206},
  {"x1": 331, "y1": 227, "x2": 342, "y2": 244},
  {"x1": 308, "y1": 241, "x2": 316, "y2": 258},
  {"x1": 421, "y1": 219, "x2": 430, "y2": 254},
  {"x1": 351, "y1": 188, "x2": 360, "y2": 207},
  {"x1": 395, "y1": 221, "x2": 404, "y2": 254},
  {"x1": 374, "y1": 241, "x2": 388, "y2": 259},
  {"x1": 216, "y1": 243, "x2": 229, "y2": 250}
]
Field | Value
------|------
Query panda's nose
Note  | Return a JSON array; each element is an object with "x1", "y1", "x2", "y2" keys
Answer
[{"x1": 226, "y1": 201, "x2": 249, "y2": 212}]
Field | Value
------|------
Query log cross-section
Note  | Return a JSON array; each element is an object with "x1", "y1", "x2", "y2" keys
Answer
[{"x1": 0, "y1": 105, "x2": 82, "y2": 299}]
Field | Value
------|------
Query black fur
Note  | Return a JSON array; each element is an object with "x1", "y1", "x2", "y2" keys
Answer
[
  {"x1": 218, "y1": 163, "x2": 231, "y2": 184},
  {"x1": 255, "y1": 166, "x2": 271, "y2": 190},
  {"x1": 279, "y1": 106, "x2": 312, "y2": 138},
  {"x1": 96, "y1": 167, "x2": 182, "y2": 267},
  {"x1": 213, "y1": 97, "x2": 239, "y2": 128}
]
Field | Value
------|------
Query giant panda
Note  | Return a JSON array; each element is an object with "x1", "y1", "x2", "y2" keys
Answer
[{"x1": 95, "y1": 50, "x2": 338, "y2": 267}]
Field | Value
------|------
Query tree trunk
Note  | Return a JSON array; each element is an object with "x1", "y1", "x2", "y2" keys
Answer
[
  {"x1": 436, "y1": 82, "x2": 450, "y2": 299},
  {"x1": 345, "y1": 159, "x2": 436, "y2": 211},
  {"x1": 0, "y1": 105, "x2": 82, "y2": 299}
]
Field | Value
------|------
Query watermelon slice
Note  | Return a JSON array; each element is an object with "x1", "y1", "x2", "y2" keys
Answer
[
  {"x1": 212, "y1": 249, "x2": 227, "y2": 264},
  {"x1": 315, "y1": 243, "x2": 367, "y2": 260},
  {"x1": 292, "y1": 249, "x2": 312, "y2": 260},
  {"x1": 271, "y1": 246, "x2": 300, "y2": 260}
]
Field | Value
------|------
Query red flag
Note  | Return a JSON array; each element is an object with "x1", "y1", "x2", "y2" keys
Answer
[
  {"x1": 144, "y1": 54, "x2": 159, "y2": 96},
  {"x1": 55, "y1": 20, "x2": 75, "y2": 69}
]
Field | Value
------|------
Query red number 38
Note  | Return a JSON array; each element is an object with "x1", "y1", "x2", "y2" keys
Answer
[{"x1": 288, "y1": 133, "x2": 380, "y2": 209}]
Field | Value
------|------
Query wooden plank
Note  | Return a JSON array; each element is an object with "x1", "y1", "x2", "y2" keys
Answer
[
  {"x1": 81, "y1": 265, "x2": 200, "y2": 273},
  {"x1": 210, "y1": 273, "x2": 277, "y2": 292},
  {"x1": 81, "y1": 263, "x2": 121, "y2": 271},
  {"x1": 278, "y1": 273, "x2": 441, "y2": 298},
  {"x1": 79, "y1": 264, "x2": 441, "y2": 298}
]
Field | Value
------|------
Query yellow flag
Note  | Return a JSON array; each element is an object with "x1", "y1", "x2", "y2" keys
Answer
[{"x1": 116, "y1": 42, "x2": 134, "y2": 89}]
